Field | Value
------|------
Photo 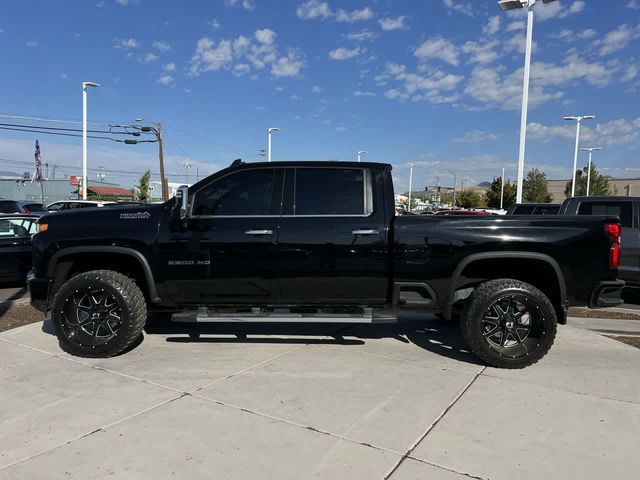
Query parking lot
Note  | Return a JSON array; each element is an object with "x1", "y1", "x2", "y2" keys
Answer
[{"x1": 1, "y1": 306, "x2": 639, "y2": 479}]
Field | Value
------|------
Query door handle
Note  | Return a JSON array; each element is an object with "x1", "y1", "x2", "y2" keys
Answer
[
  {"x1": 352, "y1": 229, "x2": 380, "y2": 236},
  {"x1": 245, "y1": 229, "x2": 274, "y2": 235}
]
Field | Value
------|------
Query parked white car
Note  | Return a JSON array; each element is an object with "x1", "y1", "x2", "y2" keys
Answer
[{"x1": 46, "y1": 200, "x2": 116, "y2": 212}]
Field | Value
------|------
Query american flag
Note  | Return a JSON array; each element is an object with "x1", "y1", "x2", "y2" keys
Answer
[{"x1": 32, "y1": 140, "x2": 44, "y2": 184}]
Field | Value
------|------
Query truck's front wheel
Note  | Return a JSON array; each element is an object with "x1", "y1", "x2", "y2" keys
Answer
[
  {"x1": 51, "y1": 270, "x2": 147, "y2": 358},
  {"x1": 460, "y1": 279, "x2": 557, "y2": 369}
]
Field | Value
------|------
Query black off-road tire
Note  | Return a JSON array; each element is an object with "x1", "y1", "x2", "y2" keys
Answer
[
  {"x1": 51, "y1": 270, "x2": 147, "y2": 358},
  {"x1": 460, "y1": 278, "x2": 557, "y2": 369}
]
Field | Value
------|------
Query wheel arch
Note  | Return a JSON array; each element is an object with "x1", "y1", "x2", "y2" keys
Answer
[
  {"x1": 47, "y1": 246, "x2": 160, "y2": 303},
  {"x1": 445, "y1": 252, "x2": 568, "y2": 324}
]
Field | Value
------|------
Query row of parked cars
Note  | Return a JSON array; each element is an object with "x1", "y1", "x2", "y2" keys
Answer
[{"x1": 0, "y1": 199, "x2": 140, "y2": 282}]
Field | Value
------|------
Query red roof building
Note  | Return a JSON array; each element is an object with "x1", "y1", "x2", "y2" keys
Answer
[{"x1": 87, "y1": 185, "x2": 134, "y2": 198}]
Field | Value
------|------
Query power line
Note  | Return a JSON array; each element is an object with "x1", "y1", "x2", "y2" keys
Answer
[
  {"x1": 0, "y1": 126, "x2": 157, "y2": 143},
  {"x1": 0, "y1": 122, "x2": 154, "y2": 136}
]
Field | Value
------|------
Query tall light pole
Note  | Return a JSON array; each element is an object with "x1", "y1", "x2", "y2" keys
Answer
[
  {"x1": 408, "y1": 163, "x2": 415, "y2": 212},
  {"x1": 500, "y1": 167, "x2": 506, "y2": 210},
  {"x1": 564, "y1": 115, "x2": 595, "y2": 197},
  {"x1": 267, "y1": 127, "x2": 280, "y2": 162},
  {"x1": 183, "y1": 160, "x2": 192, "y2": 184},
  {"x1": 82, "y1": 81, "x2": 100, "y2": 200},
  {"x1": 446, "y1": 169, "x2": 457, "y2": 208},
  {"x1": 357, "y1": 150, "x2": 367, "y2": 162},
  {"x1": 581, "y1": 147, "x2": 602, "y2": 196},
  {"x1": 498, "y1": 0, "x2": 558, "y2": 204}
]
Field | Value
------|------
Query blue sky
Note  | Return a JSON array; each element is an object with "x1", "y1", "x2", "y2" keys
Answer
[{"x1": 0, "y1": 0, "x2": 639, "y2": 191}]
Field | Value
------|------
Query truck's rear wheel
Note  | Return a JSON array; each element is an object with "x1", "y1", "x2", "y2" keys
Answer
[
  {"x1": 461, "y1": 279, "x2": 557, "y2": 369},
  {"x1": 51, "y1": 270, "x2": 147, "y2": 358}
]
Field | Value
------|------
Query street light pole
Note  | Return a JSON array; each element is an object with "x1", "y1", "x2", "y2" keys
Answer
[
  {"x1": 268, "y1": 127, "x2": 280, "y2": 162},
  {"x1": 357, "y1": 150, "x2": 367, "y2": 162},
  {"x1": 564, "y1": 115, "x2": 595, "y2": 197},
  {"x1": 408, "y1": 163, "x2": 414, "y2": 212},
  {"x1": 581, "y1": 147, "x2": 602, "y2": 196},
  {"x1": 500, "y1": 167, "x2": 505, "y2": 210},
  {"x1": 82, "y1": 81, "x2": 100, "y2": 200},
  {"x1": 498, "y1": 0, "x2": 558, "y2": 204}
]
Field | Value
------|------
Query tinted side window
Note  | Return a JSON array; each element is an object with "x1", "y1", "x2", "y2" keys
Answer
[
  {"x1": 47, "y1": 203, "x2": 64, "y2": 211},
  {"x1": 578, "y1": 202, "x2": 633, "y2": 228},
  {"x1": 534, "y1": 206, "x2": 559, "y2": 215},
  {"x1": 294, "y1": 168, "x2": 368, "y2": 215},
  {"x1": 193, "y1": 169, "x2": 278, "y2": 216},
  {"x1": 514, "y1": 205, "x2": 535, "y2": 215},
  {"x1": 0, "y1": 201, "x2": 18, "y2": 213}
]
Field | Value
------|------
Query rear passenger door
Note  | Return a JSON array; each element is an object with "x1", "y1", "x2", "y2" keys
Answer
[
  {"x1": 277, "y1": 167, "x2": 389, "y2": 305},
  {"x1": 577, "y1": 200, "x2": 638, "y2": 283}
]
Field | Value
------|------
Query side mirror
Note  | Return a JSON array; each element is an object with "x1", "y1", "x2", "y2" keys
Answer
[{"x1": 173, "y1": 185, "x2": 189, "y2": 220}]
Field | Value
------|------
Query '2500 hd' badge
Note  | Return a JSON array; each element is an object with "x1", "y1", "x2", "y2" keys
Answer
[{"x1": 120, "y1": 212, "x2": 151, "y2": 220}]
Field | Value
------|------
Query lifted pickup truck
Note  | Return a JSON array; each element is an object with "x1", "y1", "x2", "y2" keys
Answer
[{"x1": 29, "y1": 161, "x2": 624, "y2": 368}]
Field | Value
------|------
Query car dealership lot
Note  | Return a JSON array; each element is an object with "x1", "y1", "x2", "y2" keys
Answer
[{"x1": 0, "y1": 314, "x2": 639, "y2": 479}]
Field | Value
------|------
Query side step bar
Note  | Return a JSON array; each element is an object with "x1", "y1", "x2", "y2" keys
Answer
[{"x1": 171, "y1": 307, "x2": 396, "y2": 324}]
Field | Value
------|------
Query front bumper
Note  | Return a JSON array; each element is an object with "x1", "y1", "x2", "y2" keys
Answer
[
  {"x1": 589, "y1": 280, "x2": 625, "y2": 308},
  {"x1": 27, "y1": 271, "x2": 51, "y2": 313}
]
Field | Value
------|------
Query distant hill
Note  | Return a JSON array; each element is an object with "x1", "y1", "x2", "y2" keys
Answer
[
  {"x1": 0, "y1": 170, "x2": 19, "y2": 177},
  {"x1": 477, "y1": 181, "x2": 491, "y2": 187}
]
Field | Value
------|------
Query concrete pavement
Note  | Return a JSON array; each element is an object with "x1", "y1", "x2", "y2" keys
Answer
[{"x1": 0, "y1": 316, "x2": 639, "y2": 479}]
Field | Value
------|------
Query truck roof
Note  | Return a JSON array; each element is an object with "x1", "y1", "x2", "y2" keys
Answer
[{"x1": 229, "y1": 160, "x2": 393, "y2": 170}]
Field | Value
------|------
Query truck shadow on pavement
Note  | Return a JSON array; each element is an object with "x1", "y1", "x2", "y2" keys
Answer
[
  {"x1": 150, "y1": 314, "x2": 481, "y2": 366},
  {"x1": 41, "y1": 314, "x2": 480, "y2": 365}
]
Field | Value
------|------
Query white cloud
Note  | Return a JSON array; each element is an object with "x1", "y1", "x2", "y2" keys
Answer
[
  {"x1": 598, "y1": 24, "x2": 640, "y2": 56},
  {"x1": 414, "y1": 37, "x2": 459, "y2": 66},
  {"x1": 335, "y1": 7, "x2": 375, "y2": 23},
  {"x1": 208, "y1": 18, "x2": 221, "y2": 30},
  {"x1": 507, "y1": 21, "x2": 525, "y2": 32},
  {"x1": 453, "y1": 130, "x2": 498, "y2": 143},
  {"x1": 379, "y1": 16, "x2": 406, "y2": 31},
  {"x1": 552, "y1": 28, "x2": 597, "y2": 41},
  {"x1": 442, "y1": 0, "x2": 473, "y2": 17},
  {"x1": 297, "y1": 1, "x2": 374, "y2": 23},
  {"x1": 483, "y1": 15, "x2": 500, "y2": 36},
  {"x1": 156, "y1": 75, "x2": 174, "y2": 86},
  {"x1": 353, "y1": 90, "x2": 376, "y2": 96},
  {"x1": 141, "y1": 53, "x2": 158, "y2": 63},
  {"x1": 311, "y1": 85, "x2": 323, "y2": 93},
  {"x1": 225, "y1": 0, "x2": 255, "y2": 11},
  {"x1": 336, "y1": 126, "x2": 347, "y2": 132},
  {"x1": 189, "y1": 30, "x2": 304, "y2": 78},
  {"x1": 381, "y1": 62, "x2": 463, "y2": 104},
  {"x1": 271, "y1": 52, "x2": 304, "y2": 77},
  {"x1": 296, "y1": 0, "x2": 332, "y2": 20},
  {"x1": 329, "y1": 46, "x2": 364, "y2": 60},
  {"x1": 59, "y1": 73, "x2": 68, "y2": 79},
  {"x1": 113, "y1": 38, "x2": 139, "y2": 49},
  {"x1": 508, "y1": 0, "x2": 584, "y2": 22},
  {"x1": 290, "y1": 94, "x2": 302, "y2": 100},
  {"x1": 25, "y1": 40, "x2": 39, "y2": 48},
  {"x1": 115, "y1": 0, "x2": 141, "y2": 6},
  {"x1": 162, "y1": 62, "x2": 176, "y2": 72},
  {"x1": 628, "y1": 1, "x2": 639, "y2": 10},
  {"x1": 343, "y1": 30, "x2": 378, "y2": 41},
  {"x1": 233, "y1": 63, "x2": 251, "y2": 76},
  {"x1": 462, "y1": 40, "x2": 499, "y2": 64},
  {"x1": 254, "y1": 28, "x2": 276, "y2": 44},
  {"x1": 152, "y1": 41, "x2": 171, "y2": 51},
  {"x1": 528, "y1": 117, "x2": 640, "y2": 147}
]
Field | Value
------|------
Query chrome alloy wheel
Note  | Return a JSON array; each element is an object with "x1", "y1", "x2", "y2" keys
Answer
[{"x1": 61, "y1": 289, "x2": 123, "y2": 347}]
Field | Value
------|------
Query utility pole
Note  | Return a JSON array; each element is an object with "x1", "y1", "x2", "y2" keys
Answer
[
  {"x1": 155, "y1": 122, "x2": 168, "y2": 201},
  {"x1": 52, "y1": 162, "x2": 56, "y2": 179},
  {"x1": 259, "y1": 148, "x2": 266, "y2": 161}
]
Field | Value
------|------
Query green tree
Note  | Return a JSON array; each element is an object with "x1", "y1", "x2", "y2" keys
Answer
[
  {"x1": 564, "y1": 162, "x2": 614, "y2": 197},
  {"x1": 457, "y1": 189, "x2": 483, "y2": 208},
  {"x1": 485, "y1": 177, "x2": 516, "y2": 209},
  {"x1": 135, "y1": 170, "x2": 151, "y2": 202},
  {"x1": 523, "y1": 168, "x2": 553, "y2": 203}
]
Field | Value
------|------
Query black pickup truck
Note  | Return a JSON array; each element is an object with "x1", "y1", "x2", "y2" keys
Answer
[{"x1": 28, "y1": 161, "x2": 624, "y2": 368}]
